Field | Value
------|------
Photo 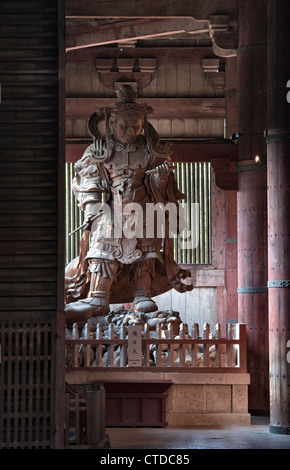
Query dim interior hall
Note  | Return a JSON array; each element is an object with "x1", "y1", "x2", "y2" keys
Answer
[{"x1": 0, "y1": 0, "x2": 290, "y2": 449}]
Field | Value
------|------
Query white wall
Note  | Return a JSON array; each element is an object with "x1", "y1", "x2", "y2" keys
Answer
[{"x1": 153, "y1": 287, "x2": 217, "y2": 331}]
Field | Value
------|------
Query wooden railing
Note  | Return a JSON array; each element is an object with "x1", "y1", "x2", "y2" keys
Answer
[
  {"x1": 64, "y1": 382, "x2": 106, "y2": 448},
  {"x1": 65, "y1": 322, "x2": 247, "y2": 371}
]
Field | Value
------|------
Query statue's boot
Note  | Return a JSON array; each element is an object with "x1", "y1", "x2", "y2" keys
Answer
[
  {"x1": 65, "y1": 294, "x2": 110, "y2": 324},
  {"x1": 133, "y1": 290, "x2": 158, "y2": 313},
  {"x1": 133, "y1": 259, "x2": 158, "y2": 313},
  {"x1": 133, "y1": 266, "x2": 158, "y2": 313},
  {"x1": 65, "y1": 270, "x2": 114, "y2": 323}
]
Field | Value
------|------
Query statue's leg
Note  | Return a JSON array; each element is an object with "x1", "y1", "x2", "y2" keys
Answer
[
  {"x1": 133, "y1": 258, "x2": 158, "y2": 313},
  {"x1": 65, "y1": 259, "x2": 118, "y2": 323}
]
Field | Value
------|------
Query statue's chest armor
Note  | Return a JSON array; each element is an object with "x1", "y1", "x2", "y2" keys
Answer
[{"x1": 104, "y1": 142, "x2": 149, "y2": 176}]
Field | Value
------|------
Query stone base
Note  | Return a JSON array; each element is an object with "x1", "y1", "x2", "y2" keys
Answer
[
  {"x1": 167, "y1": 382, "x2": 251, "y2": 426},
  {"x1": 168, "y1": 413, "x2": 251, "y2": 426},
  {"x1": 66, "y1": 369, "x2": 251, "y2": 427}
]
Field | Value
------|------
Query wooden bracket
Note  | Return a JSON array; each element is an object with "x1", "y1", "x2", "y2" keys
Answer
[{"x1": 96, "y1": 57, "x2": 156, "y2": 91}]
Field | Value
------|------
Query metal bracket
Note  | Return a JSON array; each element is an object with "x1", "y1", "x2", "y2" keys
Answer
[
  {"x1": 266, "y1": 133, "x2": 290, "y2": 144},
  {"x1": 267, "y1": 280, "x2": 290, "y2": 288},
  {"x1": 237, "y1": 163, "x2": 267, "y2": 172},
  {"x1": 225, "y1": 237, "x2": 237, "y2": 244},
  {"x1": 237, "y1": 287, "x2": 268, "y2": 293}
]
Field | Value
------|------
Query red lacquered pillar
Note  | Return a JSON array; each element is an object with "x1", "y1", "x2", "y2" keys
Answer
[
  {"x1": 236, "y1": 0, "x2": 269, "y2": 413},
  {"x1": 267, "y1": 0, "x2": 290, "y2": 434}
]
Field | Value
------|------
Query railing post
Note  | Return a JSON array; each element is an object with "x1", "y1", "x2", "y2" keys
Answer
[
  {"x1": 72, "y1": 323, "x2": 79, "y2": 367},
  {"x1": 75, "y1": 393, "x2": 80, "y2": 445},
  {"x1": 84, "y1": 322, "x2": 91, "y2": 367},
  {"x1": 227, "y1": 323, "x2": 234, "y2": 367},
  {"x1": 156, "y1": 323, "x2": 162, "y2": 367},
  {"x1": 215, "y1": 323, "x2": 221, "y2": 367},
  {"x1": 203, "y1": 323, "x2": 210, "y2": 367},
  {"x1": 143, "y1": 323, "x2": 150, "y2": 367},
  {"x1": 96, "y1": 323, "x2": 102, "y2": 367},
  {"x1": 64, "y1": 393, "x2": 69, "y2": 446},
  {"x1": 191, "y1": 323, "x2": 199, "y2": 367},
  {"x1": 167, "y1": 323, "x2": 175, "y2": 367},
  {"x1": 108, "y1": 323, "x2": 115, "y2": 367},
  {"x1": 85, "y1": 390, "x2": 99, "y2": 448},
  {"x1": 237, "y1": 323, "x2": 247, "y2": 370},
  {"x1": 119, "y1": 324, "x2": 127, "y2": 367},
  {"x1": 179, "y1": 323, "x2": 186, "y2": 366}
]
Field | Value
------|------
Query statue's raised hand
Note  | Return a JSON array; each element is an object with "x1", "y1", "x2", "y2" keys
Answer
[{"x1": 155, "y1": 161, "x2": 170, "y2": 179}]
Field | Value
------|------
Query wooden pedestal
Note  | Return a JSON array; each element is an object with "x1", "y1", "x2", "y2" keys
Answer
[{"x1": 102, "y1": 381, "x2": 172, "y2": 427}]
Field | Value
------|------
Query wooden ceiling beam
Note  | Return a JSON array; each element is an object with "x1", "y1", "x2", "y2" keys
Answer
[
  {"x1": 65, "y1": 0, "x2": 238, "y2": 22},
  {"x1": 66, "y1": 97, "x2": 226, "y2": 120},
  {"x1": 66, "y1": 18, "x2": 209, "y2": 51},
  {"x1": 66, "y1": 46, "x2": 216, "y2": 64}
]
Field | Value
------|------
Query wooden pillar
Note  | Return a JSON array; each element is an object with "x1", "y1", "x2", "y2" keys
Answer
[
  {"x1": 267, "y1": 0, "x2": 290, "y2": 434},
  {"x1": 224, "y1": 57, "x2": 238, "y2": 327},
  {"x1": 236, "y1": 0, "x2": 269, "y2": 413}
]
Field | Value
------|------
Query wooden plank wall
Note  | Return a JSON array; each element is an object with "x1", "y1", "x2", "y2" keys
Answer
[
  {"x1": 0, "y1": 1, "x2": 65, "y2": 448},
  {"x1": 66, "y1": 61, "x2": 225, "y2": 139}
]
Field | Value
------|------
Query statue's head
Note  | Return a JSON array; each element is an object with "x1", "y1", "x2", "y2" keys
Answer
[
  {"x1": 89, "y1": 84, "x2": 171, "y2": 157},
  {"x1": 109, "y1": 85, "x2": 153, "y2": 144}
]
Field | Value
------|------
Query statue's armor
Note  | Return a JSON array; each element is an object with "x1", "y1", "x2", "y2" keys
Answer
[{"x1": 84, "y1": 135, "x2": 163, "y2": 266}]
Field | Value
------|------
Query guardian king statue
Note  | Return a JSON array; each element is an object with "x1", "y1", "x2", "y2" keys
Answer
[{"x1": 65, "y1": 85, "x2": 193, "y2": 322}]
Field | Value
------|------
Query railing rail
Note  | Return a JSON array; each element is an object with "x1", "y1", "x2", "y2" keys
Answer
[{"x1": 65, "y1": 321, "x2": 247, "y2": 371}]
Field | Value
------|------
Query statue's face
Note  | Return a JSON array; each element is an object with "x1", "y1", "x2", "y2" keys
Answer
[{"x1": 111, "y1": 113, "x2": 143, "y2": 144}]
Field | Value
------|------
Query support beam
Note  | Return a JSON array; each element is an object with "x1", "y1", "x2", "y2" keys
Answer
[
  {"x1": 267, "y1": 0, "x2": 290, "y2": 435},
  {"x1": 66, "y1": 46, "x2": 216, "y2": 64},
  {"x1": 66, "y1": 97, "x2": 226, "y2": 120},
  {"x1": 66, "y1": 18, "x2": 209, "y2": 51},
  {"x1": 66, "y1": 139, "x2": 237, "y2": 163}
]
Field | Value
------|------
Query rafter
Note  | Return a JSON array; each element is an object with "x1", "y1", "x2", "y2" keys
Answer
[{"x1": 66, "y1": 18, "x2": 209, "y2": 51}]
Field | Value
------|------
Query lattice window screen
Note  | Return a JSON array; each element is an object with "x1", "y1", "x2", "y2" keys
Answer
[
  {"x1": 0, "y1": 315, "x2": 56, "y2": 449},
  {"x1": 172, "y1": 162, "x2": 212, "y2": 264}
]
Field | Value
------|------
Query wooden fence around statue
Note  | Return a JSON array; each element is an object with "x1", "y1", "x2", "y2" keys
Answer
[{"x1": 65, "y1": 321, "x2": 247, "y2": 372}]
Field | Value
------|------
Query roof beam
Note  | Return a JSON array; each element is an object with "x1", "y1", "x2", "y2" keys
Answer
[
  {"x1": 65, "y1": 0, "x2": 238, "y2": 22},
  {"x1": 66, "y1": 97, "x2": 226, "y2": 120},
  {"x1": 66, "y1": 18, "x2": 209, "y2": 51}
]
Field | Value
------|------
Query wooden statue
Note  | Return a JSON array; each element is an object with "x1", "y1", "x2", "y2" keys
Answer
[{"x1": 65, "y1": 85, "x2": 192, "y2": 322}]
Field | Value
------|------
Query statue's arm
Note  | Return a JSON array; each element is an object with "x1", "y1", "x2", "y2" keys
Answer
[
  {"x1": 147, "y1": 159, "x2": 185, "y2": 204},
  {"x1": 72, "y1": 142, "x2": 108, "y2": 215}
]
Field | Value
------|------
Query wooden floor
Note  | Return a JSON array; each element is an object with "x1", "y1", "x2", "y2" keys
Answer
[{"x1": 106, "y1": 417, "x2": 290, "y2": 449}]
